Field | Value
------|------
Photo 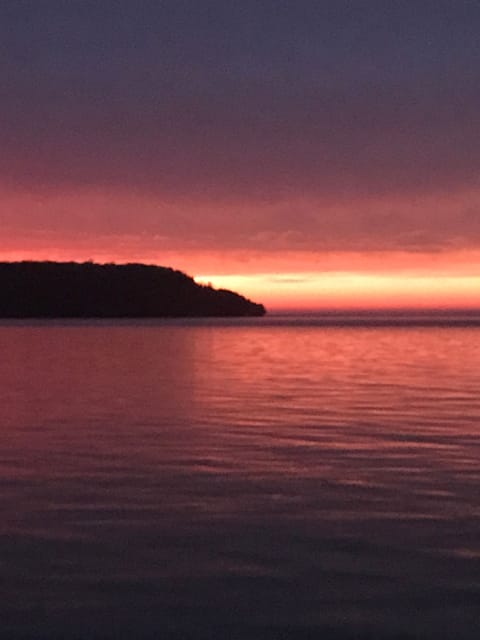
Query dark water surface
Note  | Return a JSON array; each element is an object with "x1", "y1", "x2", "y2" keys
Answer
[{"x1": 1, "y1": 319, "x2": 480, "y2": 638}]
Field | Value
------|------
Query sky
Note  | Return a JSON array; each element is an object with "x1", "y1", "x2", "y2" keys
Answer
[{"x1": 1, "y1": 0, "x2": 480, "y2": 310}]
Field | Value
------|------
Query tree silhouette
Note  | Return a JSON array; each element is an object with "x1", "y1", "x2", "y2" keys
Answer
[{"x1": 0, "y1": 262, "x2": 266, "y2": 318}]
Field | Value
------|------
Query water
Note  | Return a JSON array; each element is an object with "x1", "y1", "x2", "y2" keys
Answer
[{"x1": 1, "y1": 318, "x2": 480, "y2": 639}]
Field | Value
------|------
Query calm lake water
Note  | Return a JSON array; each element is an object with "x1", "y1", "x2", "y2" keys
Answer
[{"x1": 1, "y1": 318, "x2": 480, "y2": 639}]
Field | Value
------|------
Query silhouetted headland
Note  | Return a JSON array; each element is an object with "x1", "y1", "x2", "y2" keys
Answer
[{"x1": 0, "y1": 261, "x2": 266, "y2": 318}]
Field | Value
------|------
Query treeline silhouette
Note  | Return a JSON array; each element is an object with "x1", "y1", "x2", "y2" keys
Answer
[{"x1": 0, "y1": 262, "x2": 266, "y2": 318}]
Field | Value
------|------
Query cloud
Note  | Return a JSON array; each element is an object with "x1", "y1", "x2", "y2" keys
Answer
[
  {"x1": 269, "y1": 276, "x2": 311, "y2": 284},
  {"x1": 2, "y1": 185, "x2": 480, "y2": 258}
]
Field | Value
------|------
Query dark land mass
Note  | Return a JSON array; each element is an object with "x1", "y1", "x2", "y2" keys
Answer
[{"x1": 0, "y1": 261, "x2": 266, "y2": 318}]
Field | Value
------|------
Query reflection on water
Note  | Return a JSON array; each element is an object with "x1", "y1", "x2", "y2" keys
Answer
[{"x1": 1, "y1": 320, "x2": 480, "y2": 638}]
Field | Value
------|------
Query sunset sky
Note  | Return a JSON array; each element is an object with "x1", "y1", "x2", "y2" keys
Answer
[{"x1": 1, "y1": 1, "x2": 480, "y2": 310}]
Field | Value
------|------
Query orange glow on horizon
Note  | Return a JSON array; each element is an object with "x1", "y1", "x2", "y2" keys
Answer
[
  {"x1": 2, "y1": 183, "x2": 480, "y2": 313},
  {"x1": 1, "y1": 246, "x2": 480, "y2": 311},
  {"x1": 195, "y1": 272, "x2": 480, "y2": 311}
]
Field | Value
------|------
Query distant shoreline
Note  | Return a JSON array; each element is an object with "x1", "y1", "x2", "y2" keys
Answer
[
  {"x1": 269, "y1": 307, "x2": 480, "y2": 317},
  {"x1": 1, "y1": 314, "x2": 480, "y2": 329}
]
